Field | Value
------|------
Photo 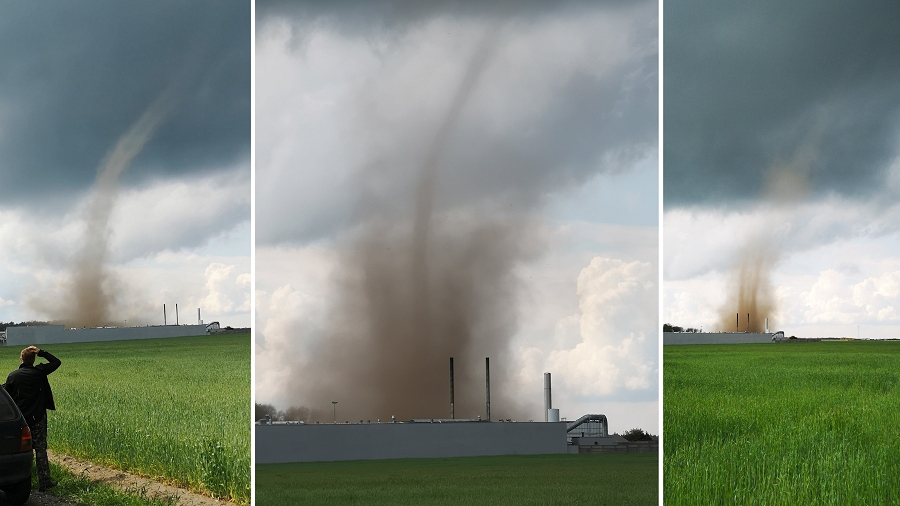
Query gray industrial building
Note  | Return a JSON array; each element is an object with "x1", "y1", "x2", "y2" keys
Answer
[
  {"x1": 565, "y1": 414, "x2": 658, "y2": 453},
  {"x1": 256, "y1": 412, "x2": 654, "y2": 463},
  {"x1": 4, "y1": 324, "x2": 209, "y2": 346},
  {"x1": 664, "y1": 331, "x2": 781, "y2": 345},
  {"x1": 256, "y1": 420, "x2": 568, "y2": 464},
  {"x1": 255, "y1": 365, "x2": 656, "y2": 464}
]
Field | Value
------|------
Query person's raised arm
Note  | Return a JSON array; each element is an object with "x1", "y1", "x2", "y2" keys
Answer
[{"x1": 35, "y1": 349, "x2": 61, "y2": 374}]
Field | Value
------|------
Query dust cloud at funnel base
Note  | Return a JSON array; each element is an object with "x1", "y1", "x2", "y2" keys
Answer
[
  {"x1": 287, "y1": 213, "x2": 542, "y2": 423},
  {"x1": 718, "y1": 241, "x2": 777, "y2": 333}
]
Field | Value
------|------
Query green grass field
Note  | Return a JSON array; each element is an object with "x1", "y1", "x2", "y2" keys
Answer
[
  {"x1": 256, "y1": 453, "x2": 658, "y2": 506},
  {"x1": 664, "y1": 341, "x2": 900, "y2": 505},
  {"x1": 1, "y1": 333, "x2": 250, "y2": 505}
]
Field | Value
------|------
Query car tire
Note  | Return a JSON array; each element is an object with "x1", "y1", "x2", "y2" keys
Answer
[{"x1": 1, "y1": 477, "x2": 31, "y2": 505}]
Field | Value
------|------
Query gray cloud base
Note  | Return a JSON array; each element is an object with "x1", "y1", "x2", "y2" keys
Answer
[
  {"x1": 0, "y1": 1, "x2": 250, "y2": 206},
  {"x1": 256, "y1": 0, "x2": 657, "y2": 245},
  {"x1": 664, "y1": 0, "x2": 900, "y2": 207},
  {"x1": 257, "y1": 0, "x2": 642, "y2": 31}
]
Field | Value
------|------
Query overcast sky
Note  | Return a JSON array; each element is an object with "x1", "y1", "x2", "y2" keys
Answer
[
  {"x1": 664, "y1": 0, "x2": 900, "y2": 338},
  {"x1": 256, "y1": 0, "x2": 659, "y2": 432},
  {"x1": 0, "y1": 1, "x2": 250, "y2": 328}
]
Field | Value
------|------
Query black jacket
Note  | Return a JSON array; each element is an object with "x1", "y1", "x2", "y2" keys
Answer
[{"x1": 4, "y1": 350, "x2": 60, "y2": 421}]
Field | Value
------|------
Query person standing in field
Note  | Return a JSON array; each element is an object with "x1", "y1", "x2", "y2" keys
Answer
[{"x1": 4, "y1": 345, "x2": 61, "y2": 492}]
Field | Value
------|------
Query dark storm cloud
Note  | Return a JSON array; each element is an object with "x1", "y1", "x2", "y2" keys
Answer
[
  {"x1": 255, "y1": 0, "x2": 657, "y2": 245},
  {"x1": 258, "y1": 0, "x2": 657, "y2": 420},
  {"x1": 431, "y1": 65, "x2": 657, "y2": 210},
  {"x1": 664, "y1": 0, "x2": 900, "y2": 206},
  {"x1": 0, "y1": 1, "x2": 249, "y2": 205}
]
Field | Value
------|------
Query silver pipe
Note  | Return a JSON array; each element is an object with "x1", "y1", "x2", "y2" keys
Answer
[{"x1": 544, "y1": 372, "x2": 552, "y2": 422}]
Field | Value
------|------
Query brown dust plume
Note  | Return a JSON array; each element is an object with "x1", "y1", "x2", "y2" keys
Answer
[
  {"x1": 716, "y1": 109, "x2": 829, "y2": 333},
  {"x1": 292, "y1": 214, "x2": 541, "y2": 423},
  {"x1": 718, "y1": 241, "x2": 777, "y2": 332},
  {"x1": 53, "y1": 82, "x2": 182, "y2": 328},
  {"x1": 285, "y1": 20, "x2": 542, "y2": 422}
]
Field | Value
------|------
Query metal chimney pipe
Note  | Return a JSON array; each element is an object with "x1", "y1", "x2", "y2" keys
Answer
[
  {"x1": 449, "y1": 357, "x2": 455, "y2": 420},
  {"x1": 164, "y1": 304, "x2": 167, "y2": 326},
  {"x1": 198, "y1": 308, "x2": 201, "y2": 325},
  {"x1": 747, "y1": 313, "x2": 750, "y2": 332},
  {"x1": 176, "y1": 304, "x2": 179, "y2": 325},
  {"x1": 765, "y1": 317, "x2": 769, "y2": 333},
  {"x1": 485, "y1": 357, "x2": 491, "y2": 421},
  {"x1": 544, "y1": 372, "x2": 552, "y2": 422},
  {"x1": 736, "y1": 312, "x2": 738, "y2": 331}
]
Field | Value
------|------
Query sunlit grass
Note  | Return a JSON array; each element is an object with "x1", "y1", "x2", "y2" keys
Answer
[
  {"x1": 1, "y1": 334, "x2": 250, "y2": 504},
  {"x1": 664, "y1": 341, "x2": 900, "y2": 505}
]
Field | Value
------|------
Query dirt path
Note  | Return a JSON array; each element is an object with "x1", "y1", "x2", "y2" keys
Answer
[{"x1": 45, "y1": 451, "x2": 237, "y2": 506}]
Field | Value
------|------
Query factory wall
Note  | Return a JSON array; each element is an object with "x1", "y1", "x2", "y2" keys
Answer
[
  {"x1": 256, "y1": 421, "x2": 568, "y2": 464},
  {"x1": 572, "y1": 440, "x2": 658, "y2": 454},
  {"x1": 6, "y1": 325, "x2": 208, "y2": 346},
  {"x1": 664, "y1": 332, "x2": 775, "y2": 345}
]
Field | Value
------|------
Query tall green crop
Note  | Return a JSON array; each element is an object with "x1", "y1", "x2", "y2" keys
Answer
[
  {"x1": 1, "y1": 334, "x2": 250, "y2": 505},
  {"x1": 664, "y1": 342, "x2": 900, "y2": 505}
]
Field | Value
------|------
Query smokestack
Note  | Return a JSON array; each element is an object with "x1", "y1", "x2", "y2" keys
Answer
[
  {"x1": 544, "y1": 372, "x2": 552, "y2": 422},
  {"x1": 747, "y1": 313, "x2": 750, "y2": 332},
  {"x1": 736, "y1": 312, "x2": 738, "y2": 332},
  {"x1": 176, "y1": 304, "x2": 179, "y2": 325},
  {"x1": 164, "y1": 304, "x2": 167, "y2": 326},
  {"x1": 449, "y1": 357, "x2": 455, "y2": 420},
  {"x1": 198, "y1": 308, "x2": 201, "y2": 325},
  {"x1": 766, "y1": 317, "x2": 769, "y2": 333},
  {"x1": 485, "y1": 357, "x2": 490, "y2": 422}
]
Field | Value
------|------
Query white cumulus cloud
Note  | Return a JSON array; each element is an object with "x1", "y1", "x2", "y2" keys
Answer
[
  {"x1": 546, "y1": 257, "x2": 657, "y2": 395},
  {"x1": 200, "y1": 263, "x2": 250, "y2": 316}
]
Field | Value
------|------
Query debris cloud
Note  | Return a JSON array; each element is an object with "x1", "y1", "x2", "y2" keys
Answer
[
  {"x1": 286, "y1": 20, "x2": 542, "y2": 422},
  {"x1": 35, "y1": 65, "x2": 197, "y2": 327},
  {"x1": 718, "y1": 240, "x2": 777, "y2": 333},
  {"x1": 62, "y1": 90, "x2": 179, "y2": 327},
  {"x1": 715, "y1": 116, "x2": 829, "y2": 333}
]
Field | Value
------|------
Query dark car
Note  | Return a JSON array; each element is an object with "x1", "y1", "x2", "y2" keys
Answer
[{"x1": 0, "y1": 386, "x2": 32, "y2": 504}]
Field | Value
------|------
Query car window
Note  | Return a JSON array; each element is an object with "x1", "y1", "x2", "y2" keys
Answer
[{"x1": 0, "y1": 388, "x2": 20, "y2": 422}]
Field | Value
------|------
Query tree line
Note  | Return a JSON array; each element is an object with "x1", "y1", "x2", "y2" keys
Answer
[
  {"x1": 620, "y1": 428, "x2": 656, "y2": 441},
  {"x1": 255, "y1": 403, "x2": 328, "y2": 423},
  {"x1": 663, "y1": 323, "x2": 700, "y2": 333},
  {"x1": 0, "y1": 321, "x2": 53, "y2": 332}
]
